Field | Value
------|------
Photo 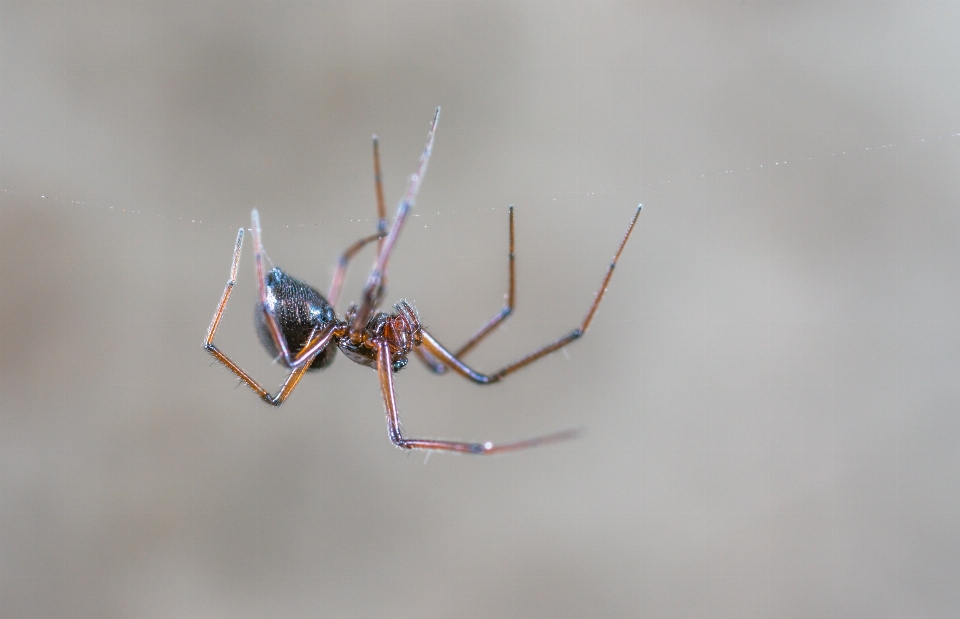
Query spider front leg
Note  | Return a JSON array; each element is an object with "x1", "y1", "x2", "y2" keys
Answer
[
  {"x1": 327, "y1": 135, "x2": 392, "y2": 309},
  {"x1": 352, "y1": 107, "x2": 440, "y2": 331},
  {"x1": 376, "y1": 342, "x2": 579, "y2": 454},
  {"x1": 203, "y1": 227, "x2": 336, "y2": 405},
  {"x1": 415, "y1": 204, "x2": 642, "y2": 384}
]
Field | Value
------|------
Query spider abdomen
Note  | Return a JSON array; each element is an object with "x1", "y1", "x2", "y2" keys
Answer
[{"x1": 255, "y1": 268, "x2": 338, "y2": 370}]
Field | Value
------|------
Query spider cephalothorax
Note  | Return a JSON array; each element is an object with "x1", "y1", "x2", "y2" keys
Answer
[
  {"x1": 339, "y1": 300, "x2": 421, "y2": 372},
  {"x1": 204, "y1": 108, "x2": 641, "y2": 454}
]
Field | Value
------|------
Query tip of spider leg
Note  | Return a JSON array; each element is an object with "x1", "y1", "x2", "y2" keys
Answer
[
  {"x1": 537, "y1": 426, "x2": 585, "y2": 447},
  {"x1": 636, "y1": 203, "x2": 643, "y2": 212}
]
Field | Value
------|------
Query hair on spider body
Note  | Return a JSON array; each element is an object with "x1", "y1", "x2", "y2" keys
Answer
[{"x1": 203, "y1": 107, "x2": 642, "y2": 454}]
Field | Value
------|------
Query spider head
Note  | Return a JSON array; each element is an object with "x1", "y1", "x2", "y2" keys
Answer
[
  {"x1": 337, "y1": 301, "x2": 420, "y2": 371},
  {"x1": 382, "y1": 300, "x2": 421, "y2": 356}
]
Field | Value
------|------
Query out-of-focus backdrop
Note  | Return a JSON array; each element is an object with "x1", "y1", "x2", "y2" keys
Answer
[{"x1": 3, "y1": 2, "x2": 959, "y2": 617}]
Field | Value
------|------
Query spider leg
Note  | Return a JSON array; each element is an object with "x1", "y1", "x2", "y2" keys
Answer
[
  {"x1": 327, "y1": 135, "x2": 397, "y2": 310},
  {"x1": 414, "y1": 346, "x2": 448, "y2": 374},
  {"x1": 207, "y1": 319, "x2": 339, "y2": 405},
  {"x1": 327, "y1": 232, "x2": 384, "y2": 309},
  {"x1": 328, "y1": 133, "x2": 397, "y2": 309},
  {"x1": 376, "y1": 342, "x2": 579, "y2": 454},
  {"x1": 203, "y1": 227, "x2": 338, "y2": 404},
  {"x1": 204, "y1": 347, "x2": 311, "y2": 406},
  {"x1": 204, "y1": 227, "x2": 245, "y2": 349},
  {"x1": 415, "y1": 204, "x2": 641, "y2": 384},
  {"x1": 415, "y1": 205, "x2": 517, "y2": 375},
  {"x1": 327, "y1": 134, "x2": 394, "y2": 309},
  {"x1": 454, "y1": 205, "x2": 516, "y2": 356},
  {"x1": 250, "y1": 208, "x2": 294, "y2": 365},
  {"x1": 352, "y1": 107, "x2": 440, "y2": 332},
  {"x1": 373, "y1": 134, "x2": 388, "y2": 252}
]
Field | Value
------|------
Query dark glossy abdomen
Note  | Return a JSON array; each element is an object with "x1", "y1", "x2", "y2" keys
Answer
[{"x1": 254, "y1": 268, "x2": 337, "y2": 370}]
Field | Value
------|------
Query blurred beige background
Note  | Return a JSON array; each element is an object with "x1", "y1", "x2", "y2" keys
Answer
[{"x1": 2, "y1": 2, "x2": 959, "y2": 617}]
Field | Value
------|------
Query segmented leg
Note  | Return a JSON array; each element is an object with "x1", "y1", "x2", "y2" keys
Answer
[
  {"x1": 203, "y1": 226, "x2": 339, "y2": 405},
  {"x1": 414, "y1": 204, "x2": 642, "y2": 384},
  {"x1": 454, "y1": 204, "x2": 516, "y2": 357},
  {"x1": 414, "y1": 345, "x2": 448, "y2": 374},
  {"x1": 352, "y1": 107, "x2": 440, "y2": 331},
  {"x1": 373, "y1": 134, "x2": 388, "y2": 252},
  {"x1": 250, "y1": 208, "x2": 294, "y2": 365},
  {"x1": 377, "y1": 342, "x2": 579, "y2": 454},
  {"x1": 327, "y1": 232, "x2": 384, "y2": 309},
  {"x1": 415, "y1": 204, "x2": 516, "y2": 375},
  {"x1": 326, "y1": 135, "x2": 392, "y2": 309}
]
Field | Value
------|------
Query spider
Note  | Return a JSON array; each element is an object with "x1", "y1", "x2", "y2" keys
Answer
[{"x1": 204, "y1": 108, "x2": 641, "y2": 454}]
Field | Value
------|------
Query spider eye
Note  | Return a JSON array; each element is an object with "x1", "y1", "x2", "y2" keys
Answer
[{"x1": 392, "y1": 357, "x2": 408, "y2": 372}]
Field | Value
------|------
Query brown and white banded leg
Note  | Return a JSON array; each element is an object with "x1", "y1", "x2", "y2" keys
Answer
[
  {"x1": 415, "y1": 204, "x2": 642, "y2": 384},
  {"x1": 377, "y1": 342, "x2": 579, "y2": 454}
]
